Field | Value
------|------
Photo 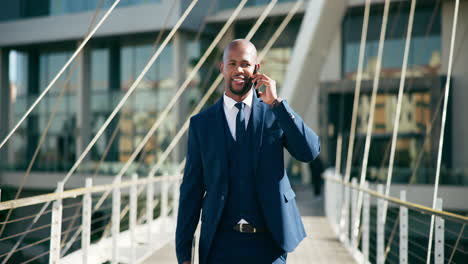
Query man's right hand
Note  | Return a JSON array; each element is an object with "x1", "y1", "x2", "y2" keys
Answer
[{"x1": 182, "y1": 261, "x2": 190, "y2": 264}]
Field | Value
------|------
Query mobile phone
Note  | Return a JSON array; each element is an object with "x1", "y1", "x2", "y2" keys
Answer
[{"x1": 252, "y1": 65, "x2": 259, "y2": 97}]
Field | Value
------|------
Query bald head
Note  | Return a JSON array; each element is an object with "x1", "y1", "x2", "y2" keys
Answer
[{"x1": 222, "y1": 39, "x2": 258, "y2": 63}]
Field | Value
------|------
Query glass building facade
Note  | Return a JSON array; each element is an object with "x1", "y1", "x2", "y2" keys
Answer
[
  {"x1": 328, "y1": 1, "x2": 446, "y2": 183},
  {"x1": 8, "y1": 35, "x2": 204, "y2": 173},
  {"x1": 217, "y1": 0, "x2": 298, "y2": 11},
  {"x1": 342, "y1": 2, "x2": 442, "y2": 80},
  {"x1": 0, "y1": 0, "x2": 160, "y2": 22}
]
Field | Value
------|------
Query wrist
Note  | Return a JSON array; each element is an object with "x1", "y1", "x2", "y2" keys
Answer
[{"x1": 270, "y1": 97, "x2": 283, "y2": 108}]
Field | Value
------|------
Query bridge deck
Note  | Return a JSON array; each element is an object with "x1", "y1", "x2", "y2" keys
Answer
[{"x1": 144, "y1": 185, "x2": 355, "y2": 263}]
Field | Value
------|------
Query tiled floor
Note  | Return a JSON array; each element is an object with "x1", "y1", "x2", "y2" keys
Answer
[{"x1": 144, "y1": 185, "x2": 355, "y2": 263}]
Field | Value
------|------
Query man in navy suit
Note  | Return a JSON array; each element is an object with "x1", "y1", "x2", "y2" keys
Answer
[{"x1": 176, "y1": 39, "x2": 320, "y2": 264}]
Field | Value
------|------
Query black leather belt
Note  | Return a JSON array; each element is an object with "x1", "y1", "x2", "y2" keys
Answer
[{"x1": 233, "y1": 223, "x2": 266, "y2": 233}]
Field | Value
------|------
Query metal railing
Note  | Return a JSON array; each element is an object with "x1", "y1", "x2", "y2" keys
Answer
[
  {"x1": 0, "y1": 173, "x2": 181, "y2": 263},
  {"x1": 324, "y1": 170, "x2": 468, "y2": 264}
]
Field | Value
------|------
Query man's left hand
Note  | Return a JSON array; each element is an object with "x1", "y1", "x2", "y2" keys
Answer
[{"x1": 253, "y1": 73, "x2": 279, "y2": 105}]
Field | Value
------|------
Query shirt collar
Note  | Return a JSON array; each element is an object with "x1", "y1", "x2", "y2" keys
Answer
[{"x1": 223, "y1": 88, "x2": 253, "y2": 111}]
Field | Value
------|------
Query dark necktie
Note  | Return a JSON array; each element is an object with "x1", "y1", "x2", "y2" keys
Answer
[{"x1": 235, "y1": 102, "x2": 245, "y2": 142}]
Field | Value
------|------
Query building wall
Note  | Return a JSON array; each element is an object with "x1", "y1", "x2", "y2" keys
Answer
[
  {"x1": 0, "y1": 0, "x2": 214, "y2": 47},
  {"x1": 442, "y1": 1, "x2": 468, "y2": 170}
]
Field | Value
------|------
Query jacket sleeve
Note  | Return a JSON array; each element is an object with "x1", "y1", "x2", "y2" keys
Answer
[
  {"x1": 176, "y1": 118, "x2": 204, "y2": 263},
  {"x1": 271, "y1": 100, "x2": 320, "y2": 162}
]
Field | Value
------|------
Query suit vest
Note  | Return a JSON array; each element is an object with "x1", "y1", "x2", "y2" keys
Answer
[{"x1": 218, "y1": 113, "x2": 266, "y2": 229}]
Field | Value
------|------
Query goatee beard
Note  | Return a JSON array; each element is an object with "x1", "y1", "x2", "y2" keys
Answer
[{"x1": 229, "y1": 82, "x2": 250, "y2": 96}]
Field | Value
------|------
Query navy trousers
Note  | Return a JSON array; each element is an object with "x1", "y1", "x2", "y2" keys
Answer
[{"x1": 207, "y1": 229, "x2": 287, "y2": 264}]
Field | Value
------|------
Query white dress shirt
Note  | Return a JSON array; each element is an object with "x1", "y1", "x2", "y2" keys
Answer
[
  {"x1": 223, "y1": 89, "x2": 253, "y2": 141},
  {"x1": 223, "y1": 89, "x2": 253, "y2": 225}
]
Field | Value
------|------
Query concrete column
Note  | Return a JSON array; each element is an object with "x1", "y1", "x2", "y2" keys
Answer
[
  {"x1": 108, "y1": 43, "x2": 121, "y2": 162},
  {"x1": 280, "y1": 0, "x2": 347, "y2": 125},
  {"x1": 172, "y1": 32, "x2": 188, "y2": 164},
  {"x1": 26, "y1": 50, "x2": 39, "y2": 163},
  {"x1": 77, "y1": 45, "x2": 91, "y2": 161},
  {"x1": 279, "y1": 0, "x2": 347, "y2": 183},
  {"x1": 0, "y1": 48, "x2": 10, "y2": 173}
]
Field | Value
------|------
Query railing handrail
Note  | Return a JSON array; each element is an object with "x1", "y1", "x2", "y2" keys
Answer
[
  {"x1": 324, "y1": 174, "x2": 468, "y2": 225},
  {"x1": 0, "y1": 174, "x2": 182, "y2": 211}
]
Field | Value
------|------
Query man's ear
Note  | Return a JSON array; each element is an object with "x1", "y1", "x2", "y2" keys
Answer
[
  {"x1": 219, "y1": 62, "x2": 224, "y2": 73},
  {"x1": 255, "y1": 63, "x2": 261, "y2": 73}
]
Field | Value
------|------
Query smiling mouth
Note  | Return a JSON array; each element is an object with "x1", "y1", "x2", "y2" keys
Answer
[{"x1": 231, "y1": 76, "x2": 246, "y2": 86}]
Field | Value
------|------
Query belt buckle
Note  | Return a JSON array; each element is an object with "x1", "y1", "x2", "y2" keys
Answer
[{"x1": 239, "y1": 223, "x2": 256, "y2": 233}]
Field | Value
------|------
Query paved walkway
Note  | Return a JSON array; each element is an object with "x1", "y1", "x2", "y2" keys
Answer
[{"x1": 143, "y1": 185, "x2": 355, "y2": 263}]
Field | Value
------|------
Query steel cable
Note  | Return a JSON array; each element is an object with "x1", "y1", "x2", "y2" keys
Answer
[
  {"x1": 61, "y1": 0, "x2": 250, "y2": 253},
  {"x1": 0, "y1": 0, "x2": 108, "y2": 239},
  {"x1": 2, "y1": 2, "x2": 199, "y2": 262},
  {"x1": 352, "y1": 0, "x2": 392, "y2": 243},
  {"x1": 427, "y1": 1, "x2": 460, "y2": 262},
  {"x1": 0, "y1": 0, "x2": 122, "y2": 151}
]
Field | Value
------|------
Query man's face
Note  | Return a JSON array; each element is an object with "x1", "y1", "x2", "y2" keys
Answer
[{"x1": 220, "y1": 46, "x2": 258, "y2": 97}]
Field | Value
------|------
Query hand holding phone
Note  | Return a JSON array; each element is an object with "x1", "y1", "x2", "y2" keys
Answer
[{"x1": 251, "y1": 69, "x2": 278, "y2": 105}]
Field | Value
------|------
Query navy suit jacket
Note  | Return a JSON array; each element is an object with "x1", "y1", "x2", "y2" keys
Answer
[{"x1": 176, "y1": 93, "x2": 320, "y2": 264}]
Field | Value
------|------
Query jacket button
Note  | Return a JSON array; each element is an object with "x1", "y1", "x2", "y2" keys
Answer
[{"x1": 221, "y1": 195, "x2": 225, "y2": 200}]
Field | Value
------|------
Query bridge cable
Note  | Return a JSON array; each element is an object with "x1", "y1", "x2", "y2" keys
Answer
[
  {"x1": 60, "y1": 0, "x2": 221, "y2": 255},
  {"x1": 97, "y1": 0, "x2": 280, "y2": 237},
  {"x1": 132, "y1": 0, "x2": 303, "y2": 234},
  {"x1": 0, "y1": 0, "x2": 120, "y2": 262},
  {"x1": 104, "y1": 0, "x2": 302, "y2": 241},
  {"x1": 426, "y1": 0, "x2": 460, "y2": 263},
  {"x1": 61, "y1": 0, "x2": 254, "y2": 253},
  {"x1": 91, "y1": 0, "x2": 249, "y2": 212},
  {"x1": 342, "y1": 0, "x2": 372, "y2": 184},
  {"x1": 338, "y1": 0, "x2": 372, "y2": 240},
  {"x1": 1, "y1": 1, "x2": 199, "y2": 262},
  {"x1": 0, "y1": 0, "x2": 121, "y2": 151},
  {"x1": 384, "y1": 2, "x2": 468, "y2": 256},
  {"x1": 59, "y1": 0, "x2": 181, "y2": 253},
  {"x1": 60, "y1": 0, "x2": 199, "y2": 189},
  {"x1": 382, "y1": 0, "x2": 417, "y2": 226},
  {"x1": 351, "y1": 0, "x2": 391, "y2": 245}
]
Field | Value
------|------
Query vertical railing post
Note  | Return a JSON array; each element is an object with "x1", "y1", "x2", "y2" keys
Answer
[
  {"x1": 351, "y1": 178, "x2": 358, "y2": 249},
  {"x1": 82, "y1": 178, "x2": 92, "y2": 264},
  {"x1": 399, "y1": 190, "x2": 408, "y2": 264},
  {"x1": 362, "y1": 181, "x2": 370, "y2": 263},
  {"x1": 330, "y1": 176, "x2": 336, "y2": 231},
  {"x1": 50, "y1": 181, "x2": 64, "y2": 264},
  {"x1": 146, "y1": 175, "x2": 154, "y2": 244},
  {"x1": 335, "y1": 174, "x2": 342, "y2": 232},
  {"x1": 172, "y1": 178, "x2": 179, "y2": 221},
  {"x1": 161, "y1": 173, "x2": 169, "y2": 230},
  {"x1": 325, "y1": 172, "x2": 333, "y2": 226},
  {"x1": 342, "y1": 182, "x2": 350, "y2": 244},
  {"x1": 324, "y1": 174, "x2": 330, "y2": 219},
  {"x1": 112, "y1": 176, "x2": 121, "y2": 264},
  {"x1": 130, "y1": 174, "x2": 138, "y2": 264},
  {"x1": 377, "y1": 184, "x2": 385, "y2": 264},
  {"x1": 435, "y1": 198, "x2": 444, "y2": 264}
]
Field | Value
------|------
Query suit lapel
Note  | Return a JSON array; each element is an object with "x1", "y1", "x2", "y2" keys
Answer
[
  {"x1": 252, "y1": 93, "x2": 265, "y2": 170},
  {"x1": 213, "y1": 97, "x2": 229, "y2": 178}
]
